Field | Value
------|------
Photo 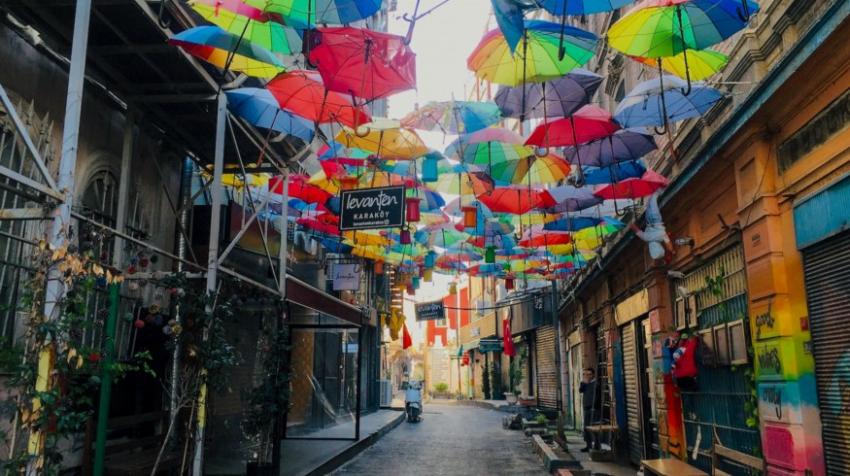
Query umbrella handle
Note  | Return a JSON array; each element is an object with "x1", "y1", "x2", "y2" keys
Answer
[
  {"x1": 157, "y1": 0, "x2": 171, "y2": 28},
  {"x1": 675, "y1": 6, "x2": 693, "y2": 96},
  {"x1": 737, "y1": 0, "x2": 751, "y2": 22},
  {"x1": 557, "y1": 0, "x2": 569, "y2": 61},
  {"x1": 402, "y1": 0, "x2": 422, "y2": 45}
]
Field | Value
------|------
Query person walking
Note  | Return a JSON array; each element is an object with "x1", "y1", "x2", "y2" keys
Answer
[{"x1": 579, "y1": 367, "x2": 602, "y2": 452}]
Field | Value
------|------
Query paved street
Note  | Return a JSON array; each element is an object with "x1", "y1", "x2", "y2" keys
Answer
[{"x1": 334, "y1": 402, "x2": 548, "y2": 476}]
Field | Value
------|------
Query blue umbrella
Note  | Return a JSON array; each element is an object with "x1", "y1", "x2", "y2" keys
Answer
[
  {"x1": 562, "y1": 130, "x2": 656, "y2": 167},
  {"x1": 320, "y1": 238, "x2": 353, "y2": 254},
  {"x1": 490, "y1": 0, "x2": 539, "y2": 53},
  {"x1": 495, "y1": 68, "x2": 602, "y2": 119},
  {"x1": 225, "y1": 88, "x2": 314, "y2": 142},
  {"x1": 537, "y1": 0, "x2": 634, "y2": 16},
  {"x1": 582, "y1": 160, "x2": 647, "y2": 185},
  {"x1": 543, "y1": 216, "x2": 603, "y2": 232},
  {"x1": 614, "y1": 76, "x2": 724, "y2": 129}
]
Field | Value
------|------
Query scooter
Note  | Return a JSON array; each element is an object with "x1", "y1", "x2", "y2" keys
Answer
[{"x1": 404, "y1": 380, "x2": 422, "y2": 423}]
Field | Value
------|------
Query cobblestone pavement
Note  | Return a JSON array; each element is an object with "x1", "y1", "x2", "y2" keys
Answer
[{"x1": 333, "y1": 402, "x2": 548, "y2": 476}]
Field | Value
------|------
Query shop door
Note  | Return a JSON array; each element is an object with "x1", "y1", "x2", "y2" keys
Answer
[
  {"x1": 622, "y1": 321, "x2": 642, "y2": 465},
  {"x1": 802, "y1": 230, "x2": 850, "y2": 475},
  {"x1": 536, "y1": 326, "x2": 559, "y2": 409}
]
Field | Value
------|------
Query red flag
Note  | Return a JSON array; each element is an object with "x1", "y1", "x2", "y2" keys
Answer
[
  {"x1": 503, "y1": 319, "x2": 516, "y2": 357},
  {"x1": 402, "y1": 323, "x2": 413, "y2": 350}
]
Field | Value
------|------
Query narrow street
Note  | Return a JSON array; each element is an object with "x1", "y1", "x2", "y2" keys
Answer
[{"x1": 334, "y1": 402, "x2": 548, "y2": 476}]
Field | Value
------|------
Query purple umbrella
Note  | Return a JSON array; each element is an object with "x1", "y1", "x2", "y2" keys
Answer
[
  {"x1": 562, "y1": 130, "x2": 657, "y2": 167},
  {"x1": 545, "y1": 185, "x2": 603, "y2": 212},
  {"x1": 494, "y1": 68, "x2": 603, "y2": 120}
]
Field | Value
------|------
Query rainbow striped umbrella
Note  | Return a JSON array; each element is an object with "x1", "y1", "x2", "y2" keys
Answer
[{"x1": 169, "y1": 26, "x2": 284, "y2": 78}]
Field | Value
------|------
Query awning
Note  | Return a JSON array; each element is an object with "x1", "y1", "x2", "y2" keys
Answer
[{"x1": 286, "y1": 275, "x2": 363, "y2": 326}]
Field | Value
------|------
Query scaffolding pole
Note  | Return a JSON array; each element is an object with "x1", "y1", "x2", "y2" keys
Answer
[
  {"x1": 27, "y1": 0, "x2": 91, "y2": 472},
  {"x1": 192, "y1": 92, "x2": 227, "y2": 476}
]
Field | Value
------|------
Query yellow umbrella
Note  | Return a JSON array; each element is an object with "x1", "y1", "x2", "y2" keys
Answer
[
  {"x1": 632, "y1": 49, "x2": 728, "y2": 81},
  {"x1": 336, "y1": 124, "x2": 429, "y2": 160},
  {"x1": 344, "y1": 231, "x2": 391, "y2": 247}
]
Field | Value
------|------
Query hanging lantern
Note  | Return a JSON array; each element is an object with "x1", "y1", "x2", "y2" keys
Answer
[
  {"x1": 374, "y1": 260, "x2": 384, "y2": 274},
  {"x1": 412, "y1": 277, "x2": 420, "y2": 289},
  {"x1": 423, "y1": 268, "x2": 433, "y2": 282},
  {"x1": 485, "y1": 245, "x2": 496, "y2": 264},
  {"x1": 449, "y1": 282, "x2": 457, "y2": 295},
  {"x1": 340, "y1": 176, "x2": 359, "y2": 190},
  {"x1": 418, "y1": 266, "x2": 425, "y2": 278},
  {"x1": 422, "y1": 156, "x2": 439, "y2": 182},
  {"x1": 461, "y1": 205, "x2": 477, "y2": 228},
  {"x1": 424, "y1": 251, "x2": 435, "y2": 269},
  {"x1": 406, "y1": 283, "x2": 415, "y2": 295},
  {"x1": 406, "y1": 197, "x2": 421, "y2": 222},
  {"x1": 505, "y1": 277, "x2": 515, "y2": 290},
  {"x1": 400, "y1": 229, "x2": 411, "y2": 244}
]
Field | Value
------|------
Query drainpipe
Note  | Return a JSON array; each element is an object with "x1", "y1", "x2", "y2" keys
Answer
[
  {"x1": 171, "y1": 157, "x2": 193, "y2": 436},
  {"x1": 93, "y1": 284, "x2": 120, "y2": 476}
]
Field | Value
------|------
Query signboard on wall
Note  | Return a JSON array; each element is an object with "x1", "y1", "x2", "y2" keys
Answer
[
  {"x1": 415, "y1": 300, "x2": 445, "y2": 321},
  {"x1": 331, "y1": 263, "x2": 360, "y2": 291},
  {"x1": 339, "y1": 186, "x2": 405, "y2": 231},
  {"x1": 479, "y1": 338, "x2": 504, "y2": 353}
]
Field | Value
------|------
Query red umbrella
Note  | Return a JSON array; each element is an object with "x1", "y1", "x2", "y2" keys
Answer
[
  {"x1": 267, "y1": 70, "x2": 371, "y2": 128},
  {"x1": 296, "y1": 217, "x2": 340, "y2": 236},
  {"x1": 269, "y1": 175, "x2": 333, "y2": 204},
  {"x1": 316, "y1": 213, "x2": 340, "y2": 225},
  {"x1": 477, "y1": 186, "x2": 555, "y2": 214},
  {"x1": 308, "y1": 26, "x2": 417, "y2": 101},
  {"x1": 519, "y1": 232, "x2": 572, "y2": 247},
  {"x1": 525, "y1": 105, "x2": 620, "y2": 148},
  {"x1": 594, "y1": 169, "x2": 669, "y2": 199}
]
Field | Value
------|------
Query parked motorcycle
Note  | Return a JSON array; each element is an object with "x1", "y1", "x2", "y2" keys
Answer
[{"x1": 404, "y1": 380, "x2": 422, "y2": 423}]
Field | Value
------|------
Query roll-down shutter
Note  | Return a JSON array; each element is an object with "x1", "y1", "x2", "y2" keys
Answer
[
  {"x1": 536, "y1": 326, "x2": 559, "y2": 409},
  {"x1": 802, "y1": 230, "x2": 850, "y2": 476},
  {"x1": 622, "y1": 322, "x2": 642, "y2": 466}
]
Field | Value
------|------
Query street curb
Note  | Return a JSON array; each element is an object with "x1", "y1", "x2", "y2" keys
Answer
[
  {"x1": 451, "y1": 399, "x2": 517, "y2": 413},
  {"x1": 302, "y1": 411, "x2": 405, "y2": 476}
]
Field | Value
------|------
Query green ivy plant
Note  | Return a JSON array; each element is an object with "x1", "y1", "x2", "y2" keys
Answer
[{"x1": 508, "y1": 347, "x2": 527, "y2": 395}]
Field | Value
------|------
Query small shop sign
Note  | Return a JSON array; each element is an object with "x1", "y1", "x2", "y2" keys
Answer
[
  {"x1": 339, "y1": 186, "x2": 405, "y2": 231},
  {"x1": 331, "y1": 263, "x2": 360, "y2": 291},
  {"x1": 415, "y1": 300, "x2": 445, "y2": 321},
  {"x1": 479, "y1": 338, "x2": 503, "y2": 353}
]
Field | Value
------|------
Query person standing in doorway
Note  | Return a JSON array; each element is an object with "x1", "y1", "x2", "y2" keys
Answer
[{"x1": 580, "y1": 367, "x2": 602, "y2": 452}]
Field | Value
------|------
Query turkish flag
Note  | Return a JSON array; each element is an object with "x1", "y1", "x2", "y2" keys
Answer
[
  {"x1": 503, "y1": 319, "x2": 516, "y2": 357},
  {"x1": 402, "y1": 323, "x2": 413, "y2": 350}
]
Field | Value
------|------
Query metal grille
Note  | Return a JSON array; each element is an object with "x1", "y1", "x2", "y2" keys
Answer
[
  {"x1": 535, "y1": 325, "x2": 559, "y2": 409},
  {"x1": 622, "y1": 322, "x2": 642, "y2": 465},
  {"x1": 802, "y1": 230, "x2": 850, "y2": 476}
]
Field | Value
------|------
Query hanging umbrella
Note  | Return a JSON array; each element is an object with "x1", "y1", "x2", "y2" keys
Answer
[
  {"x1": 225, "y1": 88, "x2": 314, "y2": 142},
  {"x1": 489, "y1": 153, "x2": 571, "y2": 185},
  {"x1": 415, "y1": 226, "x2": 468, "y2": 247},
  {"x1": 545, "y1": 185, "x2": 604, "y2": 212},
  {"x1": 267, "y1": 70, "x2": 371, "y2": 128},
  {"x1": 307, "y1": 26, "x2": 417, "y2": 101},
  {"x1": 477, "y1": 186, "x2": 555, "y2": 215},
  {"x1": 467, "y1": 234, "x2": 515, "y2": 250},
  {"x1": 443, "y1": 199, "x2": 494, "y2": 219},
  {"x1": 168, "y1": 26, "x2": 285, "y2": 78},
  {"x1": 542, "y1": 216, "x2": 605, "y2": 232},
  {"x1": 244, "y1": 0, "x2": 383, "y2": 28},
  {"x1": 562, "y1": 130, "x2": 656, "y2": 167},
  {"x1": 525, "y1": 105, "x2": 620, "y2": 148},
  {"x1": 336, "y1": 124, "x2": 429, "y2": 160},
  {"x1": 632, "y1": 49, "x2": 728, "y2": 81},
  {"x1": 269, "y1": 175, "x2": 332, "y2": 204},
  {"x1": 614, "y1": 75, "x2": 724, "y2": 129},
  {"x1": 494, "y1": 68, "x2": 602, "y2": 120},
  {"x1": 490, "y1": 0, "x2": 540, "y2": 52},
  {"x1": 594, "y1": 169, "x2": 669, "y2": 199},
  {"x1": 446, "y1": 128, "x2": 533, "y2": 171},
  {"x1": 519, "y1": 231, "x2": 572, "y2": 247},
  {"x1": 401, "y1": 101, "x2": 502, "y2": 134},
  {"x1": 188, "y1": 0, "x2": 302, "y2": 55},
  {"x1": 467, "y1": 19, "x2": 597, "y2": 86},
  {"x1": 426, "y1": 166, "x2": 495, "y2": 196},
  {"x1": 537, "y1": 0, "x2": 634, "y2": 15},
  {"x1": 319, "y1": 238, "x2": 353, "y2": 254},
  {"x1": 455, "y1": 219, "x2": 514, "y2": 237},
  {"x1": 296, "y1": 217, "x2": 340, "y2": 236},
  {"x1": 581, "y1": 160, "x2": 647, "y2": 185}
]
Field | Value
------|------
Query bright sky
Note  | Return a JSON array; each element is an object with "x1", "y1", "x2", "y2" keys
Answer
[{"x1": 385, "y1": 0, "x2": 492, "y2": 341}]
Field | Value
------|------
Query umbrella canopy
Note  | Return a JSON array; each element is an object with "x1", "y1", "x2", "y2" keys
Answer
[
  {"x1": 225, "y1": 88, "x2": 314, "y2": 142},
  {"x1": 267, "y1": 70, "x2": 371, "y2": 128},
  {"x1": 478, "y1": 186, "x2": 555, "y2": 214},
  {"x1": 490, "y1": 0, "x2": 540, "y2": 52},
  {"x1": 426, "y1": 165, "x2": 495, "y2": 196},
  {"x1": 542, "y1": 216, "x2": 606, "y2": 232},
  {"x1": 336, "y1": 125, "x2": 429, "y2": 160},
  {"x1": 536, "y1": 0, "x2": 633, "y2": 15},
  {"x1": 545, "y1": 185, "x2": 604, "y2": 212},
  {"x1": 296, "y1": 217, "x2": 340, "y2": 235},
  {"x1": 415, "y1": 226, "x2": 469, "y2": 247},
  {"x1": 489, "y1": 154, "x2": 572, "y2": 185},
  {"x1": 308, "y1": 26, "x2": 417, "y2": 101},
  {"x1": 456, "y1": 219, "x2": 515, "y2": 237},
  {"x1": 401, "y1": 101, "x2": 502, "y2": 134},
  {"x1": 494, "y1": 69, "x2": 603, "y2": 119},
  {"x1": 594, "y1": 169, "x2": 669, "y2": 199},
  {"x1": 562, "y1": 130, "x2": 656, "y2": 167},
  {"x1": 467, "y1": 20, "x2": 597, "y2": 86},
  {"x1": 269, "y1": 175, "x2": 332, "y2": 204},
  {"x1": 607, "y1": 0, "x2": 760, "y2": 58},
  {"x1": 633, "y1": 49, "x2": 728, "y2": 80},
  {"x1": 446, "y1": 128, "x2": 533, "y2": 167},
  {"x1": 525, "y1": 105, "x2": 620, "y2": 148},
  {"x1": 582, "y1": 160, "x2": 647, "y2": 185},
  {"x1": 168, "y1": 26, "x2": 285, "y2": 78},
  {"x1": 244, "y1": 0, "x2": 383, "y2": 28},
  {"x1": 519, "y1": 231, "x2": 572, "y2": 247},
  {"x1": 614, "y1": 76, "x2": 724, "y2": 128},
  {"x1": 189, "y1": 0, "x2": 302, "y2": 55}
]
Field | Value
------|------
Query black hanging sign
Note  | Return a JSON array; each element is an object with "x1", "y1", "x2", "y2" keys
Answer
[
  {"x1": 339, "y1": 186, "x2": 405, "y2": 231},
  {"x1": 415, "y1": 300, "x2": 445, "y2": 321}
]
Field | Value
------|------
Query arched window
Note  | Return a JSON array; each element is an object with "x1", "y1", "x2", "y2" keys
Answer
[{"x1": 80, "y1": 169, "x2": 119, "y2": 262}]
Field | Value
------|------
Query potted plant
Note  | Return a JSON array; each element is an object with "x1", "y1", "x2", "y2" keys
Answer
[{"x1": 504, "y1": 348, "x2": 526, "y2": 404}]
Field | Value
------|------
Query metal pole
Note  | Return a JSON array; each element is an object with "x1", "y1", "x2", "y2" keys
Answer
[
  {"x1": 355, "y1": 321, "x2": 363, "y2": 440},
  {"x1": 172, "y1": 158, "x2": 194, "y2": 439},
  {"x1": 192, "y1": 92, "x2": 227, "y2": 476},
  {"x1": 92, "y1": 283, "x2": 120, "y2": 476},
  {"x1": 271, "y1": 171, "x2": 288, "y2": 473},
  {"x1": 28, "y1": 0, "x2": 91, "y2": 471},
  {"x1": 112, "y1": 111, "x2": 135, "y2": 269}
]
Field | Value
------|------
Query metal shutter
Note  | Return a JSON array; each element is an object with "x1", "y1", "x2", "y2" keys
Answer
[
  {"x1": 622, "y1": 322, "x2": 642, "y2": 465},
  {"x1": 536, "y1": 326, "x2": 559, "y2": 409},
  {"x1": 802, "y1": 231, "x2": 850, "y2": 476}
]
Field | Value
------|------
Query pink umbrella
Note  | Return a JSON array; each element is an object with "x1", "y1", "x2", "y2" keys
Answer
[
  {"x1": 593, "y1": 169, "x2": 669, "y2": 199},
  {"x1": 477, "y1": 186, "x2": 556, "y2": 214},
  {"x1": 524, "y1": 105, "x2": 620, "y2": 148}
]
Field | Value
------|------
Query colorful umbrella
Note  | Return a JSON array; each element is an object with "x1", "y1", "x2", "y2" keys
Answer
[
  {"x1": 519, "y1": 231, "x2": 572, "y2": 247},
  {"x1": 489, "y1": 154, "x2": 572, "y2": 185},
  {"x1": 244, "y1": 0, "x2": 383, "y2": 28},
  {"x1": 477, "y1": 186, "x2": 555, "y2": 214},
  {"x1": 525, "y1": 105, "x2": 620, "y2": 148},
  {"x1": 467, "y1": 20, "x2": 597, "y2": 86},
  {"x1": 168, "y1": 26, "x2": 284, "y2": 78},
  {"x1": 632, "y1": 49, "x2": 728, "y2": 81},
  {"x1": 336, "y1": 125, "x2": 429, "y2": 160},
  {"x1": 562, "y1": 130, "x2": 656, "y2": 167},
  {"x1": 494, "y1": 68, "x2": 602, "y2": 119},
  {"x1": 401, "y1": 101, "x2": 502, "y2": 134},
  {"x1": 594, "y1": 169, "x2": 669, "y2": 199},
  {"x1": 225, "y1": 88, "x2": 314, "y2": 142},
  {"x1": 455, "y1": 219, "x2": 514, "y2": 237},
  {"x1": 307, "y1": 26, "x2": 417, "y2": 101},
  {"x1": 189, "y1": 0, "x2": 302, "y2": 55},
  {"x1": 269, "y1": 175, "x2": 332, "y2": 204},
  {"x1": 297, "y1": 217, "x2": 340, "y2": 235},
  {"x1": 426, "y1": 163, "x2": 495, "y2": 196},
  {"x1": 582, "y1": 160, "x2": 647, "y2": 185},
  {"x1": 545, "y1": 185, "x2": 604, "y2": 212},
  {"x1": 490, "y1": 0, "x2": 539, "y2": 53},
  {"x1": 614, "y1": 75, "x2": 724, "y2": 129},
  {"x1": 537, "y1": 0, "x2": 634, "y2": 15},
  {"x1": 415, "y1": 226, "x2": 468, "y2": 247},
  {"x1": 267, "y1": 70, "x2": 371, "y2": 128},
  {"x1": 446, "y1": 128, "x2": 533, "y2": 169}
]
